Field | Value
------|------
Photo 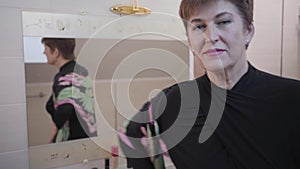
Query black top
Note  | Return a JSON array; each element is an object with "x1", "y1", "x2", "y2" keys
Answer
[
  {"x1": 46, "y1": 60, "x2": 96, "y2": 141},
  {"x1": 120, "y1": 63, "x2": 300, "y2": 169}
]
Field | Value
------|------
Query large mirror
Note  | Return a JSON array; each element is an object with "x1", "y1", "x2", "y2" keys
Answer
[
  {"x1": 25, "y1": 37, "x2": 94, "y2": 146},
  {"x1": 23, "y1": 11, "x2": 191, "y2": 168}
]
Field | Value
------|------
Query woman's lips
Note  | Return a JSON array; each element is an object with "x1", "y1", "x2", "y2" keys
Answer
[{"x1": 203, "y1": 49, "x2": 225, "y2": 57}]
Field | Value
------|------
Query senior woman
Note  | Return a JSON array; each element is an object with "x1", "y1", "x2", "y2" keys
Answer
[{"x1": 119, "y1": 0, "x2": 300, "y2": 168}]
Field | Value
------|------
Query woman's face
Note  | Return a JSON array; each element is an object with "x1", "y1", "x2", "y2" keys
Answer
[
  {"x1": 187, "y1": 0, "x2": 254, "y2": 73},
  {"x1": 43, "y1": 45, "x2": 58, "y2": 65}
]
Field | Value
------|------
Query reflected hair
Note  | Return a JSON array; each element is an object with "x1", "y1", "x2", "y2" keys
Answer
[{"x1": 41, "y1": 38, "x2": 76, "y2": 60}]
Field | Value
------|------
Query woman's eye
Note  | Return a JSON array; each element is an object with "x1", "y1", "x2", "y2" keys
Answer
[
  {"x1": 217, "y1": 20, "x2": 231, "y2": 26},
  {"x1": 193, "y1": 24, "x2": 206, "y2": 31}
]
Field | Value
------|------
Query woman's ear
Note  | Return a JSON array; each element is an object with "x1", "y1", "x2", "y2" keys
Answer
[
  {"x1": 245, "y1": 24, "x2": 255, "y2": 45},
  {"x1": 53, "y1": 48, "x2": 60, "y2": 57}
]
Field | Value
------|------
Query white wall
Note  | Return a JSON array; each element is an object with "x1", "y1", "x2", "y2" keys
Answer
[
  {"x1": 0, "y1": 0, "x2": 299, "y2": 168},
  {"x1": 247, "y1": 0, "x2": 283, "y2": 75},
  {"x1": 282, "y1": 0, "x2": 300, "y2": 78},
  {"x1": 248, "y1": 0, "x2": 300, "y2": 79}
]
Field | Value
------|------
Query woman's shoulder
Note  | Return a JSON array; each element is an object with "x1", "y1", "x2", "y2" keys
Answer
[
  {"x1": 256, "y1": 68, "x2": 300, "y2": 85},
  {"x1": 149, "y1": 78, "x2": 203, "y2": 111},
  {"x1": 59, "y1": 61, "x2": 88, "y2": 76},
  {"x1": 160, "y1": 77, "x2": 204, "y2": 97},
  {"x1": 254, "y1": 67, "x2": 300, "y2": 95}
]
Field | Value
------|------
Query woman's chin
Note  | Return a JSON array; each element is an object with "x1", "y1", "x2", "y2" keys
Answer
[{"x1": 203, "y1": 61, "x2": 226, "y2": 73}]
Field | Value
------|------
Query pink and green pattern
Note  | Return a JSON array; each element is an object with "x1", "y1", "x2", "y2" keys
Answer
[{"x1": 54, "y1": 72, "x2": 97, "y2": 142}]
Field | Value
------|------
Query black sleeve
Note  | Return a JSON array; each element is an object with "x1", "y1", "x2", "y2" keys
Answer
[
  {"x1": 52, "y1": 103, "x2": 74, "y2": 129},
  {"x1": 46, "y1": 95, "x2": 55, "y2": 119},
  {"x1": 119, "y1": 101, "x2": 155, "y2": 169},
  {"x1": 291, "y1": 128, "x2": 300, "y2": 168},
  {"x1": 119, "y1": 85, "x2": 176, "y2": 169},
  {"x1": 291, "y1": 101, "x2": 300, "y2": 168},
  {"x1": 288, "y1": 84, "x2": 300, "y2": 167}
]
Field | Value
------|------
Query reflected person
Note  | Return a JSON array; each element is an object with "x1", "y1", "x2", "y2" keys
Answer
[
  {"x1": 42, "y1": 38, "x2": 97, "y2": 143},
  {"x1": 119, "y1": 0, "x2": 300, "y2": 169}
]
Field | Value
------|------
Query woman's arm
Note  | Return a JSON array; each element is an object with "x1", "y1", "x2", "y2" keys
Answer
[
  {"x1": 48, "y1": 122, "x2": 58, "y2": 143},
  {"x1": 119, "y1": 102, "x2": 156, "y2": 169}
]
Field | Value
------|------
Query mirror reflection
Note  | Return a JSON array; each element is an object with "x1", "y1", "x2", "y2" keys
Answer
[
  {"x1": 43, "y1": 38, "x2": 97, "y2": 143},
  {"x1": 25, "y1": 37, "x2": 99, "y2": 146},
  {"x1": 24, "y1": 36, "x2": 191, "y2": 147},
  {"x1": 23, "y1": 11, "x2": 191, "y2": 169}
]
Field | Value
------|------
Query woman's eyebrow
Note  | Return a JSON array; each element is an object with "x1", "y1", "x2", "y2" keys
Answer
[
  {"x1": 190, "y1": 18, "x2": 203, "y2": 24},
  {"x1": 215, "y1": 12, "x2": 233, "y2": 18},
  {"x1": 190, "y1": 12, "x2": 233, "y2": 23}
]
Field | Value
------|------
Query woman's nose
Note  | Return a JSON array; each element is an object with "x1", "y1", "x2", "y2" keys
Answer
[{"x1": 204, "y1": 25, "x2": 219, "y2": 44}]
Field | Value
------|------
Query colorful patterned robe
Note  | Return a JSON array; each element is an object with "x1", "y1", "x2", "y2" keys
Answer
[{"x1": 46, "y1": 61, "x2": 97, "y2": 142}]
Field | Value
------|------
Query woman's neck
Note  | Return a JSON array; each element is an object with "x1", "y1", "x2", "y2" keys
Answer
[
  {"x1": 56, "y1": 58, "x2": 72, "y2": 69},
  {"x1": 206, "y1": 61, "x2": 248, "y2": 90}
]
